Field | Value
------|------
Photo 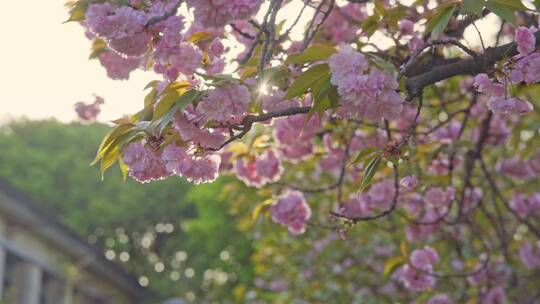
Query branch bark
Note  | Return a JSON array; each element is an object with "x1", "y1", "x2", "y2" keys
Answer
[{"x1": 405, "y1": 31, "x2": 540, "y2": 98}]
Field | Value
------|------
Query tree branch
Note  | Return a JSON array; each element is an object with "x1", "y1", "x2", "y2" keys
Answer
[{"x1": 405, "y1": 31, "x2": 540, "y2": 99}]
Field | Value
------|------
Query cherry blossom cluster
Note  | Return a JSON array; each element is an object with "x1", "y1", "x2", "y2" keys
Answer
[
  {"x1": 498, "y1": 152, "x2": 540, "y2": 181},
  {"x1": 84, "y1": 0, "x2": 250, "y2": 82},
  {"x1": 519, "y1": 241, "x2": 540, "y2": 269},
  {"x1": 123, "y1": 141, "x2": 221, "y2": 184},
  {"x1": 398, "y1": 246, "x2": 439, "y2": 291},
  {"x1": 74, "y1": 96, "x2": 105, "y2": 122},
  {"x1": 270, "y1": 190, "x2": 311, "y2": 235},
  {"x1": 328, "y1": 45, "x2": 404, "y2": 121},
  {"x1": 188, "y1": 0, "x2": 262, "y2": 28},
  {"x1": 473, "y1": 27, "x2": 538, "y2": 116}
]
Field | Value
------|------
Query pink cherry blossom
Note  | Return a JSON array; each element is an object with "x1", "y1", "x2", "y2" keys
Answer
[
  {"x1": 355, "y1": 179, "x2": 396, "y2": 213},
  {"x1": 481, "y1": 286, "x2": 507, "y2": 304},
  {"x1": 399, "y1": 264, "x2": 436, "y2": 291},
  {"x1": 473, "y1": 74, "x2": 505, "y2": 96},
  {"x1": 409, "y1": 35, "x2": 425, "y2": 53},
  {"x1": 329, "y1": 45, "x2": 369, "y2": 86},
  {"x1": 329, "y1": 46, "x2": 403, "y2": 121},
  {"x1": 235, "y1": 158, "x2": 262, "y2": 187},
  {"x1": 86, "y1": 4, "x2": 150, "y2": 57},
  {"x1": 402, "y1": 193, "x2": 424, "y2": 216},
  {"x1": 410, "y1": 246, "x2": 439, "y2": 270},
  {"x1": 425, "y1": 186, "x2": 455, "y2": 214},
  {"x1": 270, "y1": 190, "x2": 311, "y2": 235},
  {"x1": 197, "y1": 84, "x2": 251, "y2": 124},
  {"x1": 102, "y1": 6, "x2": 147, "y2": 39},
  {"x1": 273, "y1": 114, "x2": 319, "y2": 162},
  {"x1": 98, "y1": 51, "x2": 140, "y2": 80},
  {"x1": 339, "y1": 195, "x2": 369, "y2": 218},
  {"x1": 428, "y1": 156, "x2": 461, "y2": 176},
  {"x1": 204, "y1": 57, "x2": 226, "y2": 75},
  {"x1": 509, "y1": 193, "x2": 540, "y2": 216},
  {"x1": 179, "y1": 153, "x2": 221, "y2": 184},
  {"x1": 399, "y1": 20, "x2": 415, "y2": 36},
  {"x1": 173, "y1": 113, "x2": 226, "y2": 149},
  {"x1": 497, "y1": 157, "x2": 532, "y2": 180},
  {"x1": 153, "y1": 43, "x2": 202, "y2": 81},
  {"x1": 161, "y1": 144, "x2": 189, "y2": 175},
  {"x1": 406, "y1": 222, "x2": 438, "y2": 242},
  {"x1": 529, "y1": 152, "x2": 540, "y2": 175},
  {"x1": 399, "y1": 246, "x2": 440, "y2": 291},
  {"x1": 235, "y1": 149, "x2": 284, "y2": 188},
  {"x1": 255, "y1": 149, "x2": 284, "y2": 184},
  {"x1": 515, "y1": 26, "x2": 536, "y2": 57},
  {"x1": 188, "y1": 0, "x2": 262, "y2": 28},
  {"x1": 487, "y1": 96, "x2": 533, "y2": 116},
  {"x1": 261, "y1": 89, "x2": 301, "y2": 113},
  {"x1": 228, "y1": 0, "x2": 263, "y2": 19},
  {"x1": 509, "y1": 52, "x2": 540, "y2": 84},
  {"x1": 208, "y1": 38, "x2": 225, "y2": 57},
  {"x1": 320, "y1": 4, "x2": 366, "y2": 43},
  {"x1": 519, "y1": 241, "x2": 540, "y2": 269},
  {"x1": 74, "y1": 96, "x2": 104, "y2": 122},
  {"x1": 432, "y1": 121, "x2": 462, "y2": 143},
  {"x1": 85, "y1": 3, "x2": 118, "y2": 39},
  {"x1": 427, "y1": 295, "x2": 452, "y2": 304},
  {"x1": 122, "y1": 142, "x2": 169, "y2": 183},
  {"x1": 109, "y1": 32, "x2": 151, "y2": 58}
]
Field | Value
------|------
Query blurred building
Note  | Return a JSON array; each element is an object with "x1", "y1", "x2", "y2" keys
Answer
[{"x1": 0, "y1": 180, "x2": 151, "y2": 304}]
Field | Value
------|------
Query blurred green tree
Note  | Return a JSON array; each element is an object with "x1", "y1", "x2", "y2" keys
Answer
[{"x1": 0, "y1": 119, "x2": 253, "y2": 302}]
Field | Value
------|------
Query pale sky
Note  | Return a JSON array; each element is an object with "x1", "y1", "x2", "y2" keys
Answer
[
  {"x1": 0, "y1": 0, "x2": 156, "y2": 123},
  {"x1": 0, "y1": 1, "x2": 507, "y2": 124}
]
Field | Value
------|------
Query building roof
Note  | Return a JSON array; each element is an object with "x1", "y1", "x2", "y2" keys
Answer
[{"x1": 0, "y1": 178, "x2": 152, "y2": 302}]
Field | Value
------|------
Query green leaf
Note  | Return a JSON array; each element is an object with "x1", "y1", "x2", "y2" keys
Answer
[
  {"x1": 311, "y1": 75, "x2": 332, "y2": 114},
  {"x1": 351, "y1": 147, "x2": 379, "y2": 166},
  {"x1": 485, "y1": 1, "x2": 517, "y2": 24},
  {"x1": 284, "y1": 64, "x2": 329, "y2": 99},
  {"x1": 488, "y1": 0, "x2": 528, "y2": 11},
  {"x1": 251, "y1": 199, "x2": 273, "y2": 222},
  {"x1": 158, "y1": 90, "x2": 202, "y2": 133},
  {"x1": 361, "y1": 14, "x2": 381, "y2": 38},
  {"x1": 144, "y1": 80, "x2": 161, "y2": 91},
  {"x1": 361, "y1": 156, "x2": 382, "y2": 190},
  {"x1": 366, "y1": 54, "x2": 397, "y2": 76},
  {"x1": 64, "y1": 1, "x2": 88, "y2": 23},
  {"x1": 92, "y1": 124, "x2": 135, "y2": 165},
  {"x1": 88, "y1": 39, "x2": 107, "y2": 59},
  {"x1": 383, "y1": 256, "x2": 406, "y2": 277},
  {"x1": 119, "y1": 157, "x2": 129, "y2": 181},
  {"x1": 159, "y1": 81, "x2": 192, "y2": 96},
  {"x1": 100, "y1": 146, "x2": 120, "y2": 180},
  {"x1": 461, "y1": 0, "x2": 485, "y2": 16},
  {"x1": 154, "y1": 91, "x2": 181, "y2": 120},
  {"x1": 285, "y1": 44, "x2": 337, "y2": 65},
  {"x1": 187, "y1": 31, "x2": 213, "y2": 44},
  {"x1": 98, "y1": 127, "x2": 141, "y2": 178},
  {"x1": 427, "y1": 5, "x2": 457, "y2": 39},
  {"x1": 275, "y1": 19, "x2": 287, "y2": 36},
  {"x1": 327, "y1": 85, "x2": 339, "y2": 110}
]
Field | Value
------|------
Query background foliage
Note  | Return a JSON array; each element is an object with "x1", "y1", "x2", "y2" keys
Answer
[{"x1": 0, "y1": 120, "x2": 254, "y2": 302}]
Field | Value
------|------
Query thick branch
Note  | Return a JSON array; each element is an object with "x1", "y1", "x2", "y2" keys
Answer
[{"x1": 405, "y1": 31, "x2": 540, "y2": 98}]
